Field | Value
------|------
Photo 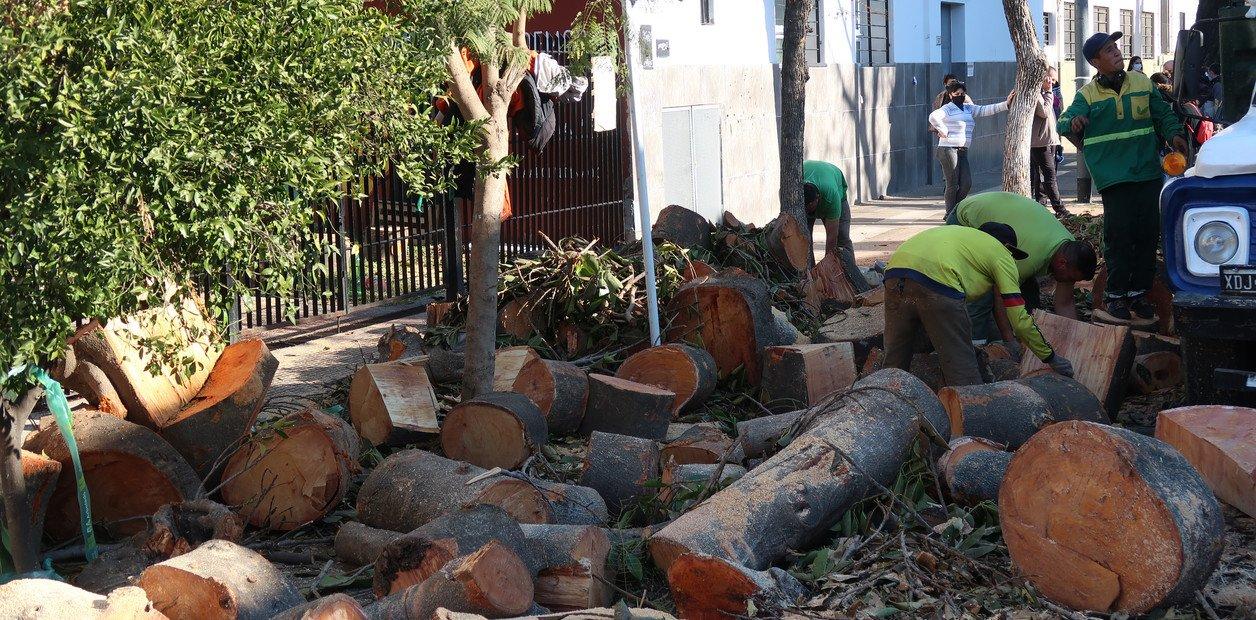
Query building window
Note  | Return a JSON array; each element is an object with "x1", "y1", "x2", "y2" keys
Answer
[
  {"x1": 1180, "y1": 12, "x2": 1186, "y2": 32},
  {"x1": 1062, "y1": 3, "x2": 1076, "y2": 60},
  {"x1": 1043, "y1": 12, "x2": 1052, "y2": 46},
  {"x1": 1141, "y1": 11, "x2": 1155, "y2": 57},
  {"x1": 1161, "y1": 0, "x2": 1172, "y2": 51},
  {"x1": 1120, "y1": 10, "x2": 1134, "y2": 56},
  {"x1": 775, "y1": 0, "x2": 824, "y2": 65},
  {"x1": 1096, "y1": 6, "x2": 1109, "y2": 36},
  {"x1": 856, "y1": 0, "x2": 891, "y2": 65},
  {"x1": 701, "y1": 0, "x2": 714, "y2": 25}
]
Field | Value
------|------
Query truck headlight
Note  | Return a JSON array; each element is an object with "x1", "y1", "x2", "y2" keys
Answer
[
  {"x1": 1195, "y1": 221, "x2": 1239, "y2": 264},
  {"x1": 1183, "y1": 206, "x2": 1250, "y2": 277}
]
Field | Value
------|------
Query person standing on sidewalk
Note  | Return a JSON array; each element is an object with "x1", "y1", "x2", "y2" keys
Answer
[
  {"x1": 1058, "y1": 31, "x2": 1187, "y2": 325},
  {"x1": 882, "y1": 223, "x2": 1073, "y2": 387},
  {"x1": 803, "y1": 160, "x2": 872, "y2": 293},
  {"x1": 929, "y1": 82, "x2": 1014, "y2": 219},
  {"x1": 1030, "y1": 71, "x2": 1069, "y2": 216}
]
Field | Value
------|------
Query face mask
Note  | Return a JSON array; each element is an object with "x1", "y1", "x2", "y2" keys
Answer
[
  {"x1": 951, "y1": 95, "x2": 966, "y2": 106},
  {"x1": 1131, "y1": 63, "x2": 1143, "y2": 72}
]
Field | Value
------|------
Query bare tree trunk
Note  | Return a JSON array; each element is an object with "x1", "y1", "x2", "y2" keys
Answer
[
  {"x1": 1, "y1": 386, "x2": 45, "y2": 573},
  {"x1": 1001, "y1": 0, "x2": 1047, "y2": 196},
  {"x1": 778, "y1": 0, "x2": 813, "y2": 247},
  {"x1": 462, "y1": 118, "x2": 511, "y2": 398}
]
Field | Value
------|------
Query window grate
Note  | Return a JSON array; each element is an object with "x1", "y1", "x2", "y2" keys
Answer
[
  {"x1": 1141, "y1": 11, "x2": 1155, "y2": 58},
  {"x1": 1063, "y1": 3, "x2": 1076, "y2": 60},
  {"x1": 775, "y1": 0, "x2": 825, "y2": 65},
  {"x1": 855, "y1": 0, "x2": 891, "y2": 65},
  {"x1": 1120, "y1": 10, "x2": 1134, "y2": 56}
]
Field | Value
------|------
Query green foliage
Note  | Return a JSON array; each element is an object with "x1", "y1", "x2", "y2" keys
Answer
[
  {"x1": 567, "y1": 0, "x2": 625, "y2": 79},
  {"x1": 0, "y1": 0, "x2": 473, "y2": 392}
]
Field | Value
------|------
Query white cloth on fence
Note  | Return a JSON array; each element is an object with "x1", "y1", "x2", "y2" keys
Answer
[
  {"x1": 592, "y1": 56, "x2": 617, "y2": 132},
  {"x1": 534, "y1": 52, "x2": 589, "y2": 103}
]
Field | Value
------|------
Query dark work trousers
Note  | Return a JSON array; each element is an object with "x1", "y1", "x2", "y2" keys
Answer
[
  {"x1": 884, "y1": 277, "x2": 984, "y2": 387},
  {"x1": 936, "y1": 146, "x2": 972, "y2": 218},
  {"x1": 1100, "y1": 179, "x2": 1162, "y2": 299},
  {"x1": 966, "y1": 277, "x2": 1043, "y2": 342},
  {"x1": 1030, "y1": 146, "x2": 1064, "y2": 209}
]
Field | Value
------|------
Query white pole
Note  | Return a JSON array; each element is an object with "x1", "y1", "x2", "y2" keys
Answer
[{"x1": 621, "y1": 5, "x2": 662, "y2": 346}]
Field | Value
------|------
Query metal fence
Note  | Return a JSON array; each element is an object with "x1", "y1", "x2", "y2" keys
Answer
[{"x1": 235, "y1": 31, "x2": 627, "y2": 331}]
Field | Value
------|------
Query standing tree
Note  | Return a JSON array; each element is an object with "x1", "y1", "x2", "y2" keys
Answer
[
  {"x1": 778, "y1": 0, "x2": 815, "y2": 245},
  {"x1": 1000, "y1": 0, "x2": 1048, "y2": 195}
]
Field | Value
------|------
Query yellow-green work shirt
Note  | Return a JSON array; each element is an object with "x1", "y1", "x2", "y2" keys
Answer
[{"x1": 955, "y1": 192, "x2": 1074, "y2": 282}]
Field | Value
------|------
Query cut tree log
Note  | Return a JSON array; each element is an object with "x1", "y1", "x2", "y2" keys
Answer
[
  {"x1": 367, "y1": 542, "x2": 534, "y2": 620},
  {"x1": 534, "y1": 480, "x2": 610, "y2": 526},
  {"x1": 145, "y1": 499, "x2": 244, "y2": 558},
  {"x1": 356, "y1": 450, "x2": 549, "y2": 533},
  {"x1": 73, "y1": 539, "x2": 160, "y2": 594},
  {"x1": 373, "y1": 505, "x2": 537, "y2": 598},
  {"x1": 652, "y1": 205, "x2": 713, "y2": 252},
  {"x1": 1131, "y1": 351, "x2": 1183, "y2": 395},
  {"x1": 24, "y1": 410, "x2": 201, "y2": 540},
  {"x1": 494, "y1": 349, "x2": 589, "y2": 435},
  {"x1": 158, "y1": 339, "x2": 279, "y2": 478},
  {"x1": 760, "y1": 343, "x2": 857, "y2": 411},
  {"x1": 220, "y1": 408, "x2": 361, "y2": 531},
  {"x1": 765, "y1": 213, "x2": 810, "y2": 275},
  {"x1": 1000, "y1": 421, "x2": 1225, "y2": 614},
  {"x1": 376, "y1": 324, "x2": 428, "y2": 363},
  {"x1": 855, "y1": 286, "x2": 885, "y2": 308},
  {"x1": 0, "y1": 580, "x2": 164, "y2": 619},
  {"x1": 336, "y1": 521, "x2": 401, "y2": 567},
  {"x1": 577, "y1": 375, "x2": 673, "y2": 440},
  {"x1": 660, "y1": 424, "x2": 741, "y2": 467},
  {"x1": 938, "y1": 374, "x2": 1107, "y2": 448},
  {"x1": 556, "y1": 322, "x2": 589, "y2": 358},
  {"x1": 433, "y1": 608, "x2": 676, "y2": 620},
  {"x1": 578, "y1": 431, "x2": 660, "y2": 512},
  {"x1": 499, "y1": 295, "x2": 542, "y2": 340},
  {"x1": 722, "y1": 212, "x2": 747, "y2": 230},
  {"x1": 272, "y1": 593, "x2": 367, "y2": 620},
  {"x1": 659, "y1": 463, "x2": 747, "y2": 504},
  {"x1": 427, "y1": 302, "x2": 455, "y2": 328},
  {"x1": 441, "y1": 392, "x2": 547, "y2": 470},
  {"x1": 0, "y1": 451, "x2": 61, "y2": 544},
  {"x1": 520, "y1": 524, "x2": 612, "y2": 611},
  {"x1": 1019, "y1": 310, "x2": 1134, "y2": 414},
  {"x1": 667, "y1": 552, "x2": 807, "y2": 620},
  {"x1": 801, "y1": 254, "x2": 856, "y2": 313},
  {"x1": 138, "y1": 539, "x2": 303, "y2": 620},
  {"x1": 426, "y1": 347, "x2": 468, "y2": 385},
  {"x1": 615, "y1": 344, "x2": 717, "y2": 415},
  {"x1": 681, "y1": 260, "x2": 717, "y2": 282},
  {"x1": 1156, "y1": 405, "x2": 1256, "y2": 518},
  {"x1": 649, "y1": 369, "x2": 947, "y2": 571},
  {"x1": 665, "y1": 275, "x2": 798, "y2": 385},
  {"x1": 734, "y1": 411, "x2": 803, "y2": 460},
  {"x1": 54, "y1": 324, "x2": 128, "y2": 417},
  {"x1": 813, "y1": 305, "x2": 884, "y2": 362},
  {"x1": 937, "y1": 437, "x2": 1013, "y2": 506},
  {"x1": 858, "y1": 349, "x2": 946, "y2": 391},
  {"x1": 349, "y1": 360, "x2": 440, "y2": 446}
]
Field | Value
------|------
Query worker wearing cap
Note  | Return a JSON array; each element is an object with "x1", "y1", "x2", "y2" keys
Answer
[
  {"x1": 1058, "y1": 31, "x2": 1186, "y2": 326},
  {"x1": 947, "y1": 192, "x2": 1099, "y2": 350},
  {"x1": 804, "y1": 160, "x2": 871, "y2": 293},
  {"x1": 883, "y1": 224, "x2": 1074, "y2": 387}
]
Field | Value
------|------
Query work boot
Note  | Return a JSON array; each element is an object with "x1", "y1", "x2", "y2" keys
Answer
[
  {"x1": 1053, "y1": 204, "x2": 1073, "y2": 218},
  {"x1": 1129, "y1": 295, "x2": 1159, "y2": 326},
  {"x1": 1094, "y1": 297, "x2": 1132, "y2": 325}
]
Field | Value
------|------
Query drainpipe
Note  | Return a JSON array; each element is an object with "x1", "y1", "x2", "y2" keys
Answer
[{"x1": 622, "y1": 4, "x2": 661, "y2": 346}]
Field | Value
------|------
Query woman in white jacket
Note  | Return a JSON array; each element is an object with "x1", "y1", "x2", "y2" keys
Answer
[{"x1": 928, "y1": 81, "x2": 1014, "y2": 218}]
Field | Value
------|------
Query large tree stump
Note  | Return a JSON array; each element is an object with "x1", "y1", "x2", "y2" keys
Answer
[
  {"x1": 137, "y1": 539, "x2": 303, "y2": 620},
  {"x1": 938, "y1": 374, "x2": 1107, "y2": 448},
  {"x1": 667, "y1": 552, "x2": 807, "y2": 619},
  {"x1": 1000, "y1": 421, "x2": 1225, "y2": 614},
  {"x1": 1019, "y1": 310, "x2": 1135, "y2": 414},
  {"x1": 734, "y1": 411, "x2": 803, "y2": 460},
  {"x1": 367, "y1": 542, "x2": 534, "y2": 620},
  {"x1": 0, "y1": 580, "x2": 164, "y2": 619},
  {"x1": 578, "y1": 431, "x2": 660, "y2": 513},
  {"x1": 25, "y1": 410, "x2": 201, "y2": 540},
  {"x1": 535, "y1": 480, "x2": 610, "y2": 526},
  {"x1": 349, "y1": 360, "x2": 440, "y2": 446},
  {"x1": 615, "y1": 344, "x2": 717, "y2": 415},
  {"x1": 336, "y1": 521, "x2": 400, "y2": 567},
  {"x1": 272, "y1": 594, "x2": 367, "y2": 620},
  {"x1": 648, "y1": 369, "x2": 945, "y2": 571},
  {"x1": 801, "y1": 254, "x2": 856, "y2": 313},
  {"x1": 441, "y1": 392, "x2": 547, "y2": 470},
  {"x1": 660, "y1": 424, "x2": 741, "y2": 467},
  {"x1": 577, "y1": 375, "x2": 673, "y2": 440},
  {"x1": 665, "y1": 275, "x2": 798, "y2": 385},
  {"x1": 812, "y1": 305, "x2": 884, "y2": 361},
  {"x1": 520, "y1": 524, "x2": 612, "y2": 611},
  {"x1": 0, "y1": 451, "x2": 61, "y2": 546},
  {"x1": 373, "y1": 505, "x2": 537, "y2": 597},
  {"x1": 937, "y1": 437, "x2": 1013, "y2": 506},
  {"x1": 355, "y1": 450, "x2": 549, "y2": 533},
  {"x1": 765, "y1": 213, "x2": 810, "y2": 275},
  {"x1": 760, "y1": 343, "x2": 857, "y2": 411},
  {"x1": 158, "y1": 339, "x2": 279, "y2": 478},
  {"x1": 652, "y1": 205, "x2": 713, "y2": 252},
  {"x1": 220, "y1": 408, "x2": 360, "y2": 531},
  {"x1": 1131, "y1": 351, "x2": 1183, "y2": 395},
  {"x1": 494, "y1": 349, "x2": 588, "y2": 435},
  {"x1": 1156, "y1": 405, "x2": 1256, "y2": 518}
]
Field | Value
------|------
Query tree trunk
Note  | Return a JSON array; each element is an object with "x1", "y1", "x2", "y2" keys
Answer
[
  {"x1": 271, "y1": 594, "x2": 367, "y2": 620},
  {"x1": 440, "y1": 392, "x2": 548, "y2": 470},
  {"x1": 765, "y1": 213, "x2": 811, "y2": 276},
  {"x1": 494, "y1": 349, "x2": 589, "y2": 435},
  {"x1": 336, "y1": 521, "x2": 401, "y2": 567},
  {"x1": 1019, "y1": 309, "x2": 1135, "y2": 415},
  {"x1": 660, "y1": 424, "x2": 742, "y2": 468},
  {"x1": 519, "y1": 524, "x2": 613, "y2": 611},
  {"x1": 578, "y1": 431, "x2": 660, "y2": 513},
  {"x1": 937, "y1": 437, "x2": 1013, "y2": 506},
  {"x1": 366, "y1": 542, "x2": 534, "y2": 620},
  {"x1": 779, "y1": 0, "x2": 814, "y2": 250},
  {"x1": 349, "y1": 360, "x2": 441, "y2": 446},
  {"x1": 734, "y1": 410, "x2": 803, "y2": 460},
  {"x1": 1, "y1": 386, "x2": 43, "y2": 573},
  {"x1": 0, "y1": 580, "x2": 164, "y2": 619},
  {"x1": 462, "y1": 113, "x2": 512, "y2": 399},
  {"x1": 615, "y1": 344, "x2": 717, "y2": 416},
  {"x1": 938, "y1": 374, "x2": 1107, "y2": 448},
  {"x1": 578, "y1": 375, "x2": 674, "y2": 440},
  {"x1": 760, "y1": 343, "x2": 858, "y2": 411},
  {"x1": 1000, "y1": 0, "x2": 1048, "y2": 195},
  {"x1": 1156, "y1": 405, "x2": 1256, "y2": 518},
  {"x1": 534, "y1": 480, "x2": 610, "y2": 526},
  {"x1": 137, "y1": 539, "x2": 303, "y2": 620},
  {"x1": 652, "y1": 205, "x2": 713, "y2": 253}
]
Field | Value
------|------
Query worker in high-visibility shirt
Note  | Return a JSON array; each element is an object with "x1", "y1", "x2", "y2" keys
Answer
[{"x1": 883, "y1": 224, "x2": 1075, "y2": 387}]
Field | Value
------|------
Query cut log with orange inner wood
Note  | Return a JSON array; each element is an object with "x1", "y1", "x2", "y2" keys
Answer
[
  {"x1": 615, "y1": 344, "x2": 717, "y2": 416},
  {"x1": 1155, "y1": 405, "x2": 1256, "y2": 518},
  {"x1": 938, "y1": 374, "x2": 1106, "y2": 448},
  {"x1": 999, "y1": 421, "x2": 1225, "y2": 614},
  {"x1": 556, "y1": 322, "x2": 589, "y2": 357},
  {"x1": 440, "y1": 392, "x2": 547, "y2": 470},
  {"x1": 366, "y1": 542, "x2": 534, "y2": 620},
  {"x1": 681, "y1": 260, "x2": 717, "y2": 282},
  {"x1": 667, "y1": 552, "x2": 807, "y2": 620},
  {"x1": 220, "y1": 408, "x2": 360, "y2": 531},
  {"x1": 137, "y1": 539, "x2": 303, "y2": 620},
  {"x1": 534, "y1": 480, "x2": 610, "y2": 526},
  {"x1": 24, "y1": 410, "x2": 201, "y2": 541},
  {"x1": 520, "y1": 524, "x2": 612, "y2": 611},
  {"x1": 376, "y1": 325, "x2": 426, "y2": 363},
  {"x1": 499, "y1": 295, "x2": 541, "y2": 339},
  {"x1": 335, "y1": 521, "x2": 400, "y2": 567},
  {"x1": 937, "y1": 437, "x2": 1013, "y2": 506},
  {"x1": 157, "y1": 339, "x2": 278, "y2": 478},
  {"x1": 652, "y1": 205, "x2": 713, "y2": 252},
  {"x1": 666, "y1": 275, "x2": 798, "y2": 385},
  {"x1": 813, "y1": 305, "x2": 884, "y2": 362},
  {"x1": 579, "y1": 431, "x2": 660, "y2": 512},
  {"x1": 0, "y1": 451, "x2": 61, "y2": 544},
  {"x1": 1131, "y1": 351, "x2": 1183, "y2": 394},
  {"x1": 801, "y1": 254, "x2": 856, "y2": 312},
  {"x1": 494, "y1": 348, "x2": 588, "y2": 435},
  {"x1": 578, "y1": 375, "x2": 673, "y2": 440},
  {"x1": 271, "y1": 593, "x2": 367, "y2": 620},
  {"x1": 349, "y1": 359, "x2": 440, "y2": 446},
  {"x1": 1019, "y1": 310, "x2": 1134, "y2": 414},
  {"x1": 659, "y1": 424, "x2": 741, "y2": 467},
  {"x1": 760, "y1": 343, "x2": 857, "y2": 411},
  {"x1": 372, "y1": 505, "x2": 538, "y2": 598},
  {"x1": 355, "y1": 449, "x2": 550, "y2": 533},
  {"x1": 765, "y1": 213, "x2": 810, "y2": 275}
]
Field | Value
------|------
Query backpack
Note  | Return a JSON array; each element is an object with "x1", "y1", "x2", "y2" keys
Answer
[{"x1": 515, "y1": 73, "x2": 556, "y2": 153}]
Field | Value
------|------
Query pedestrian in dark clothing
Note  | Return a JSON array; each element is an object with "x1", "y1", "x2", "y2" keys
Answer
[{"x1": 1031, "y1": 71, "x2": 1068, "y2": 216}]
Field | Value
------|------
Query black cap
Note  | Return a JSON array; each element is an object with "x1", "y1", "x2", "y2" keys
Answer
[
  {"x1": 978, "y1": 222, "x2": 1030, "y2": 260},
  {"x1": 1082, "y1": 31, "x2": 1122, "y2": 60}
]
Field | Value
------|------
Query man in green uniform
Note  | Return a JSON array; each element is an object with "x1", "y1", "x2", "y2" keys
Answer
[
  {"x1": 804, "y1": 160, "x2": 871, "y2": 292},
  {"x1": 947, "y1": 191, "x2": 1098, "y2": 347},
  {"x1": 884, "y1": 224, "x2": 1074, "y2": 387},
  {"x1": 1058, "y1": 31, "x2": 1186, "y2": 325}
]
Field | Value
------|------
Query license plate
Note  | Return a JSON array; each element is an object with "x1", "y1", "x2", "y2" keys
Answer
[{"x1": 1220, "y1": 265, "x2": 1256, "y2": 295}]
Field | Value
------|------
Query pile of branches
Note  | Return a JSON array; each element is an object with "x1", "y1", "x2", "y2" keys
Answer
[{"x1": 704, "y1": 218, "x2": 827, "y2": 335}]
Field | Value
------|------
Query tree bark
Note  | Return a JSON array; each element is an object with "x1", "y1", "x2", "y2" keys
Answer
[
  {"x1": 0, "y1": 580, "x2": 164, "y2": 619},
  {"x1": 1, "y1": 386, "x2": 44, "y2": 573},
  {"x1": 1001, "y1": 0, "x2": 1048, "y2": 195},
  {"x1": 137, "y1": 539, "x2": 303, "y2": 620},
  {"x1": 779, "y1": 0, "x2": 814, "y2": 249}
]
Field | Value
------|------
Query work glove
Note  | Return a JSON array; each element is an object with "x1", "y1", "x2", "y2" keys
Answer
[
  {"x1": 1002, "y1": 340, "x2": 1024, "y2": 362},
  {"x1": 1046, "y1": 353, "x2": 1075, "y2": 378}
]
